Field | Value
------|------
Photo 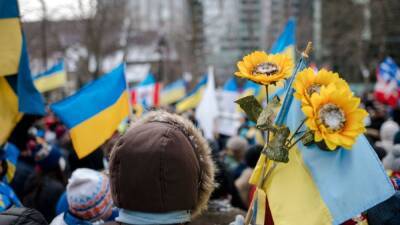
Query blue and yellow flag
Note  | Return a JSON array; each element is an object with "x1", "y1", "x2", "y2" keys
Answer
[
  {"x1": 34, "y1": 60, "x2": 67, "y2": 93},
  {"x1": 0, "y1": 0, "x2": 45, "y2": 145},
  {"x1": 176, "y1": 75, "x2": 207, "y2": 113},
  {"x1": 160, "y1": 79, "x2": 186, "y2": 106},
  {"x1": 51, "y1": 64, "x2": 129, "y2": 158},
  {"x1": 267, "y1": 18, "x2": 296, "y2": 101},
  {"x1": 270, "y1": 17, "x2": 296, "y2": 59},
  {"x1": 1, "y1": 142, "x2": 19, "y2": 184},
  {"x1": 250, "y1": 101, "x2": 395, "y2": 225}
]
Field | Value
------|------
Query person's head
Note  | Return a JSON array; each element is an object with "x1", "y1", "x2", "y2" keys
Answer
[
  {"x1": 226, "y1": 136, "x2": 248, "y2": 162},
  {"x1": 31, "y1": 138, "x2": 66, "y2": 178},
  {"x1": 380, "y1": 120, "x2": 399, "y2": 143},
  {"x1": 245, "y1": 145, "x2": 263, "y2": 169},
  {"x1": 109, "y1": 111, "x2": 215, "y2": 225},
  {"x1": 385, "y1": 145, "x2": 400, "y2": 171},
  {"x1": 67, "y1": 168, "x2": 113, "y2": 221}
]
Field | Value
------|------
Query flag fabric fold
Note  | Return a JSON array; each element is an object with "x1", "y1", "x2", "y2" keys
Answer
[
  {"x1": 0, "y1": 0, "x2": 45, "y2": 145},
  {"x1": 51, "y1": 64, "x2": 129, "y2": 159}
]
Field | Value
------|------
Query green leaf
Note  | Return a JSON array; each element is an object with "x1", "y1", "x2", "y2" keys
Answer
[
  {"x1": 264, "y1": 126, "x2": 291, "y2": 163},
  {"x1": 301, "y1": 131, "x2": 314, "y2": 146},
  {"x1": 256, "y1": 96, "x2": 281, "y2": 130},
  {"x1": 235, "y1": 95, "x2": 263, "y2": 122}
]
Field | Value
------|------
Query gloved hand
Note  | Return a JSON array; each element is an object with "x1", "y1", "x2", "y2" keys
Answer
[{"x1": 229, "y1": 215, "x2": 247, "y2": 225}]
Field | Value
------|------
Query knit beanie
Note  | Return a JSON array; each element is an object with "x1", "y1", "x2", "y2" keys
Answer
[{"x1": 67, "y1": 168, "x2": 113, "y2": 221}]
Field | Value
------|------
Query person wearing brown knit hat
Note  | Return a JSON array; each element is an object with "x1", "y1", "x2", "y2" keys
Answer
[{"x1": 106, "y1": 111, "x2": 215, "y2": 225}]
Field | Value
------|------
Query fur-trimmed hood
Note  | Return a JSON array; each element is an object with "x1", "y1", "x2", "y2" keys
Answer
[{"x1": 109, "y1": 111, "x2": 215, "y2": 219}]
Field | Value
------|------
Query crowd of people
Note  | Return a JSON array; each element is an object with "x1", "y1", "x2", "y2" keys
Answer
[{"x1": 0, "y1": 91, "x2": 400, "y2": 225}]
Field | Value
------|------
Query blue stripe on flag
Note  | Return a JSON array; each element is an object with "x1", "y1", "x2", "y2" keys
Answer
[
  {"x1": 162, "y1": 79, "x2": 185, "y2": 92},
  {"x1": 18, "y1": 37, "x2": 45, "y2": 115},
  {"x1": 34, "y1": 60, "x2": 65, "y2": 79},
  {"x1": 185, "y1": 75, "x2": 207, "y2": 98},
  {"x1": 270, "y1": 18, "x2": 296, "y2": 54},
  {"x1": 51, "y1": 64, "x2": 126, "y2": 128},
  {"x1": 138, "y1": 73, "x2": 156, "y2": 86},
  {"x1": 0, "y1": 0, "x2": 19, "y2": 19},
  {"x1": 223, "y1": 78, "x2": 238, "y2": 92}
]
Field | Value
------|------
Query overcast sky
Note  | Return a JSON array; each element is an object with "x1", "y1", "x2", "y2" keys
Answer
[{"x1": 18, "y1": 0, "x2": 94, "y2": 21}]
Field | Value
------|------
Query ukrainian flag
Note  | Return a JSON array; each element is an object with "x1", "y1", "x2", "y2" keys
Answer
[
  {"x1": 160, "y1": 79, "x2": 186, "y2": 106},
  {"x1": 270, "y1": 17, "x2": 296, "y2": 59},
  {"x1": 176, "y1": 75, "x2": 207, "y2": 113},
  {"x1": 51, "y1": 64, "x2": 129, "y2": 159},
  {"x1": 0, "y1": 0, "x2": 45, "y2": 145},
  {"x1": 34, "y1": 60, "x2": 67, "y2": 93},
  {"x1": 1, "y1": 142, "x2": 19, "y2": 184},
  {"x1": 266, "y1": 18, "x2": 296, "y2": 101},
  {"x1": 250, "y1": 94, "x2": 395, "y2": 224}
]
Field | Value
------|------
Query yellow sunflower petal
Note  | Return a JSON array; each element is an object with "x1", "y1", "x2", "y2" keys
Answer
[
  {"x1": 314, "y1": 131, "x2": 323, "y2": 142},
  {"x1": 339, "y1": 134, "x2": 356, "y2": 147},
  {"x1": 325, "y1": 139, "x2": 338, "y2": 150},
  {"x1": 302, "y1": 106, "x2": 314, "y2": 117}
]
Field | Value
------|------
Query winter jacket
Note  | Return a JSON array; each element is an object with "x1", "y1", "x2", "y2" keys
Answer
[
  {"x1": 0, "y1": 207, "x2": 48, "y2": 225},
  {"x1": 50, "y1": 212, "x2": 105, "y2": 225},
  {"x1": 23, "y1": 174, "x2": 65, "y2": 222},
  {"x1": 367, "y1": 191, "x2": 400, "y2": 225}
]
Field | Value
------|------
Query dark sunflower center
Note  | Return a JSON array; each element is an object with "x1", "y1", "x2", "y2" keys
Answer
[
  {"x1": 318, "y1": 103, "x2": 346, "y2": 132},
  {"x1": 306, "y1": 84, "x2": 321, "y2": 96},
  {"x1": 252, "y1": 62, "x2": 279, "y2": 76}
]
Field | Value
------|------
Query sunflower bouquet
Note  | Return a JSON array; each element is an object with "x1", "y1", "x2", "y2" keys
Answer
[{"x1": 234, "y1": 42, "x2": 368, "y2": 225}]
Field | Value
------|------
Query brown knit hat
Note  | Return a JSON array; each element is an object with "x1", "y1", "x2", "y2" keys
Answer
[{"x1": 109, "y1": 111, "x2": 215, "y2": 218}]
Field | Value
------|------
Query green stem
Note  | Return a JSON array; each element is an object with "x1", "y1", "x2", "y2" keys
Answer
[
  {"x1": 288, "y1": 130, "x2": 312, "y2": 149},
  {"x1": 265, "y1": 85, "x2": 270, "y2": 144},
  {"x1": 287, "y1": 118, "x2": 306, "y2": 145}
]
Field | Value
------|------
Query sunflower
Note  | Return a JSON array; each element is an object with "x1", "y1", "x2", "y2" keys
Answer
[
  {"x1": 302, "y1": 84, "x2": 368, "y2": 150},
  {"x1": 235, "y1": 51, "x2": 294, "y2": 86},
  {"x1": 294, "y1": 68, "x2": 350, "y2": 106}
]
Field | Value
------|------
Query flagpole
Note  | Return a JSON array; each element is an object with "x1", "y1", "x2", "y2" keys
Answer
[{"x1": 123, "y1": 62, "x2": 134, "y2": 119}]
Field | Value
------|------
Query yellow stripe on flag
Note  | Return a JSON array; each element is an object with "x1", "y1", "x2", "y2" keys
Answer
[
  {"x1": 34, "y1": 71, "x2": 67, "y2": 92},
  {"x1": 256, "y1": 189, "x2": 267, "y2": 225},
  {"x1": 0, "y1": 18, "x2": 22, "y2": 76},
  {"x1": 283, "y1": 45, "x2": 295, "y2": 64},
  {"x1": 250, "y1": 148, "x2": 332, "y2": 225},
  {"x1": 176, "y1": 87, "x2": 205, "y2": 113},
  {"x1": 70, "y1": 91, "x2": 129, "y2": 159},
  {"x1": 160, "y1": 88, "x2": 185, "y2": 106},
  {"x1": 0, "y1": 77, "x2": 23, "y2": 144}
]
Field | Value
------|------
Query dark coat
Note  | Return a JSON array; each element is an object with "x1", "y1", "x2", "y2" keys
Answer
[
  {"x1": 0, "y1": 207, "x2": 48, "y2": 225},
  {"x1": 23, "y1": 174, "x2": 65, "y2": 222}
]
